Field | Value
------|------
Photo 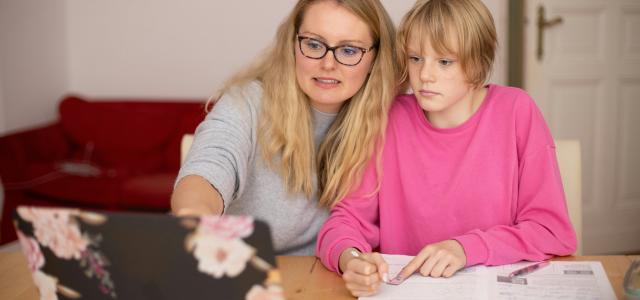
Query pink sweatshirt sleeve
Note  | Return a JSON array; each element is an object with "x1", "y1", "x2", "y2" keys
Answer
[
  {"x1": 454, "y1": 146, "x2": 578, "y2": 266},
  {"x1": 454, "y1": 94, "x2": 577, "y2": 266},
  {"x1": 316, "y1": 160, "x2": 381, "y2": 273}
]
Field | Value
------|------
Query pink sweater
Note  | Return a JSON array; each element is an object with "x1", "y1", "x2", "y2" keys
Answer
[{"x1": 317, "y1": 85, "x2": 577, "y2": 273}]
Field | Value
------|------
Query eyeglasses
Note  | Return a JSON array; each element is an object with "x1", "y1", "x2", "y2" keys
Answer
[{"x1": 297, "y1": 35, "x2": 376, "y2": 66}]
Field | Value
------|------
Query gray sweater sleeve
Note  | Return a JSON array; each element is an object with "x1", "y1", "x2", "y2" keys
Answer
[{"x1": 176, "y1": 82, "x2": 261, "y2": 208}]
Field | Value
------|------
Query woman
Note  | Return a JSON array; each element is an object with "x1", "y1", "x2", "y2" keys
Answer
[{"x1": 171, "y1": 0, "x2": 398, "y2": 256}]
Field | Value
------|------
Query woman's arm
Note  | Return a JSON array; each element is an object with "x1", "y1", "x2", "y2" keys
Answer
[
  {"x1": 171, "y1": 175, "x2": 224, "y2": 216},
  {"x1": 172, "y1": 83, "x2": 260, "y2": 217}
]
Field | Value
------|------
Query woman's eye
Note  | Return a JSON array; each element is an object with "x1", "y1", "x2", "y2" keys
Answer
[
  {"x1": 305, "y1": 40, "x2": 324, "y2": 50},
  {"x1": 339, "y1": 46, "x2": 359, "y2": 57}
]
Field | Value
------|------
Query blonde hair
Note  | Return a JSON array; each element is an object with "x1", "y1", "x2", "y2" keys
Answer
[
  {"x1": 397, "y1": 0, "x2": 497, "y2": 87},
  {"x1": 209, "y1": 0, "x2": 398, "y2": 207}
]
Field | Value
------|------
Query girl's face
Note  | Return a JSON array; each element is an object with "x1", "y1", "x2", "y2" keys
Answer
[
  {"x1": 406, "y1": 30, "x2": 485, "y2": 128},
  {"x1": 295, "y1": 1, "x2": 376, "y2": 113}
]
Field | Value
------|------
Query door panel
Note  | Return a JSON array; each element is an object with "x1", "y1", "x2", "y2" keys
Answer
[{"x1": 525, "y1": 0, "x2": 640, "y2": 254}]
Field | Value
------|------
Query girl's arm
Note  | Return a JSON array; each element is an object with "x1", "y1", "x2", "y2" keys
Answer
[
  {"x1": 455, "y1": 146, "x2": 577, "y2": 266},
  {"x1": 316, "y1": 160, "x2": 381, "y2": 273},
  {"x1": 455, "y1": 96, "x2": 577, "y2": 266}
]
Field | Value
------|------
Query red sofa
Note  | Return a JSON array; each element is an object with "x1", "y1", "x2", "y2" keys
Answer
[{"x1": 0, "y1": 95, "x2": 206, "y2": 244}]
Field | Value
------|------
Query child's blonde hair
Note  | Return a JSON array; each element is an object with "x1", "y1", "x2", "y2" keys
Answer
[{"x1": 397, "y1": 0, "x2": 497, "y2": 87}]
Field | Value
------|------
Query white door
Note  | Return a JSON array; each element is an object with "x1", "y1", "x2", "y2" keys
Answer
[{"x1": 524, "y1": 0, "x2": 640, "y2": 254}]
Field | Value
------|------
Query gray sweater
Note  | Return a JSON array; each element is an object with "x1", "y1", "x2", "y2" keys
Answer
[{"x1": 177, "y1": 81, "x2": 336, "y2": 255}]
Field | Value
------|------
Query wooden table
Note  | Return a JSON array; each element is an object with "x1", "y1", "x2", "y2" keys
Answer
[
  {"x1": 281, "y1": 255, "x2": 634, "y2": 300},
  {"x1": 0, "y1": 251, "x2": 38, "y2": 300},
  {"x1": 0, "y1": 251, "x2": 634, "y2": 300}
]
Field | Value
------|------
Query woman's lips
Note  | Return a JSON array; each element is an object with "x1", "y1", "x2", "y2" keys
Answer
[{"x1": 314, "y1": 77, "x2": 341, "y2": 89}]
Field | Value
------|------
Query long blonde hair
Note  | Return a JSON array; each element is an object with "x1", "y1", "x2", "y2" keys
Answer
[{"x1": 212, "y1": 0, "x2": 398, "y2": 207}]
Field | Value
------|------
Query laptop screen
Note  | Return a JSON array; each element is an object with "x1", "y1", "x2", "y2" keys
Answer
[{"x1": 13, "y1": 206, "x2": 283, "y2": 300}]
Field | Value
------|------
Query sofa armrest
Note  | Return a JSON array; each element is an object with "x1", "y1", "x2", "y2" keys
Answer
[{"x1": 0, "y1": 123, "x2": 70, "y2": 182}]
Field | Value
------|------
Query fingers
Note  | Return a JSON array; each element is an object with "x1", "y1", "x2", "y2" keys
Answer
[
  {"x1": 344, "y1": 259, "x2": 379, "y2": 281},
  {"x1": 399, "y1": 240, "x2": 467, "y2": 280},
  {"x1": 397, "y1": 251, "x2": 429, "y2": 280},
  {"x1": 418, "y1": 251, "x2": 439, "y2": 276},
  {"x1": 369, "y1": 252, "x2": 390, "y2": 282},
  {"x1": 425, "y1": 257, "x2": 464, "y2": 278},
  {"x1": 417, "y1": 241, "x2": 466, "y2": 278},
  {"x1": 344, "y1": 276, "x2": 381, "y2": 297},
  {"x1": 442, "y1": 263, "x2": 461, "y2": 278},
  {"x1": 347, "y1": 286, "x2": 379, "y2": 298},
  {"x1": 420, "y1": 251, "x2": 451, "y2": 277},
  {"x1": 342, "y1": 252, "x2": 385, "y2": 297}
]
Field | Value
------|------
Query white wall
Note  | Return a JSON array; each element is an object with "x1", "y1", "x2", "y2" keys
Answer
[
  {"x1": 66, "y1": 0, "x2": 296, "y2": 98},
  {"x1": 66, "y1": 0, "x2": 506, "y2": 98},
  {"x1": 0, "y1": 0, "x2": 68, "y2": 135},
  {"x1": 0, "y1": 0, "x2": 507, "y2": 134}
]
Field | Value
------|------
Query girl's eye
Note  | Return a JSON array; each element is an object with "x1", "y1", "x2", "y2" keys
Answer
[
  {"x1": 408, "y1": 56, "x2": 422, "y2": 63},
  {"x1": 338, "y1": 46, "x2": 360, "y2": 57},
  {"x1": 439, "y1": 59, "x2": 454, "y2": 66}
]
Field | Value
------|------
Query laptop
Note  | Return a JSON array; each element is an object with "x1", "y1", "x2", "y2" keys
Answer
[{"x1": 13, "y1": 206, "x2": 283, "y2": 300}]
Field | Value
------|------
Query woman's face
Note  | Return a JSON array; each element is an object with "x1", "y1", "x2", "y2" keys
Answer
[{"x1": 295, "y1": 1, "x2": 376, "y2": 113}]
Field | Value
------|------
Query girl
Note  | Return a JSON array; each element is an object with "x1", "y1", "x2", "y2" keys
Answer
[
  {"x1": 171, "y1": 0, "x2": 398, "y2": 256},
  {"x1": 316, "y1": 0, "x2": 577, "y2": 296}
]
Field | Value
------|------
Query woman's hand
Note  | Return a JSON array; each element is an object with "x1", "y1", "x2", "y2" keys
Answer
[
  {"x1": 396, "y1": 240, "x2": 466, "y2": 280},
  {"x1": 339, "y1": 248, "x2": 389, "y2": 297}
]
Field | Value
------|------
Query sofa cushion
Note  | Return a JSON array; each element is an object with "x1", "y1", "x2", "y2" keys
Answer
[
  {"x1": 23, "y1": 162, "x2": 121, "y2": 209},
  {"x1": 121, "y1": 173, "x2": 175, "y2": 211},
  {"x1": 59, "y1": 96, "x2": 177, "y2": 171},
  {"x1": 21, "y1": 162, "x2": 175, "y2": 212}
]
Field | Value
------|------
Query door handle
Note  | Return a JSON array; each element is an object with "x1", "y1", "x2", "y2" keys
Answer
[{"x1": 537, "y1": 5, "x2": 563, "y2": 61}]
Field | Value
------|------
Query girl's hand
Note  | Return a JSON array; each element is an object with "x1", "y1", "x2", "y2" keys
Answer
[
  {"x1": 396, "y1": 240, "x2": 466, "y2": 280},
  {"x1": 339, "y1": 248, "x2": 389, "y2": 297}
]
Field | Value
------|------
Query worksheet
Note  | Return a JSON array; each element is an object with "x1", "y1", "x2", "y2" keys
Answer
[{"x1": 361, "y1": 254, "x2": 616, "y2": 300}]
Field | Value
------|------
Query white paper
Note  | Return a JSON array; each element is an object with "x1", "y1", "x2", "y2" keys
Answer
[{"x1": 361, "y1": 254, "x2": 617, "y2": 300}]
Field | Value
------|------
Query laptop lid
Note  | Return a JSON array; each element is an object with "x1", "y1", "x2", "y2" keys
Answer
[{"x1": 13, "y1": 206, "x2": 283, "y2": 300}]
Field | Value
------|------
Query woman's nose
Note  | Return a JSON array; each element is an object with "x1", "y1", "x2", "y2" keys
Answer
[{"x1": 321, "y1": 50, "x2": 338, "y2": 70}]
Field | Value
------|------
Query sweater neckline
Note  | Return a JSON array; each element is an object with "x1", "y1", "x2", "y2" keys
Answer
[{"x1": 416, "y1": 84, "x2": 495, "y2": 134}]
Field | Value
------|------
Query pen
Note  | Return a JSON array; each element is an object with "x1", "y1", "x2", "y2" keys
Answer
[{"x1": 509, "y1": 261, "x2": 549, "y2": 277}]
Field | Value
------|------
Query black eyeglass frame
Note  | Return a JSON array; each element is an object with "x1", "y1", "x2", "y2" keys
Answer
[{"x1": 296, "y1": 35, "x2": 377, "y2": 66}]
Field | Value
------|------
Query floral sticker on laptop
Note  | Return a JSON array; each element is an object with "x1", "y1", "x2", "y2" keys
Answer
[
  {"x1": 184, "y1": 215, "x2": 284, "y2": 300},
  {"x1": 15, "y1": 207, "x2": 116, "y2": 299}
]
